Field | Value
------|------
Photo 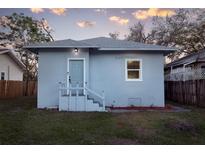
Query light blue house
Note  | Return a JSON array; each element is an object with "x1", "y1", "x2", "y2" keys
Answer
[{"x1": 25, "y1": 37, "x2": 176, "y2": 111}]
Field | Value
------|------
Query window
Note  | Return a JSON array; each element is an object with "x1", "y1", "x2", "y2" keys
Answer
[
  {"x1": 1, "y1": 72, "x2": 5, "y2": 80},
  {"x1": 201, "y1": 66, "x2": 205, "y2": 69},
  {"x1": 125, "y1": 59, "x2": 142, "y2": 81},
  {"x1": 201, "y1": 66, "x2": 205, "y2": 73}
]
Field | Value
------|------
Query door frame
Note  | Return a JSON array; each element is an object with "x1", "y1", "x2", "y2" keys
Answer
[{"x1": 67, "y1": 58, "x2": 86, "y2": 91}]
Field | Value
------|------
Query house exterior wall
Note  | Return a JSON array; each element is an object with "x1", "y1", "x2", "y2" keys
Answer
[
  {"x1": 0, "y1": 54, "x2": 23, "y2": 81},
  {"x1": 89, "y1": 51, "x2": 165, "y2": 107},
  {"x1": 38, "y1": 48, "x2": 165, "y2": 108},
  {"x1": 38, "y1": 48, "x2": 89, "y2": 108}
]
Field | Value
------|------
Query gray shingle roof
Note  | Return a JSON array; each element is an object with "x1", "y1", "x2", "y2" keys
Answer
[
  {"x1": 80, "y1": 37, "x2": 176, "y2": 51},
  {"x1": 25, "y1": 37, "x2": 177, "y2": 55},
  {"x1": 25, "y1": 39, "x2": 98, "y2": 48},
  {"x1": 166, "y1": 49, "x2": 205, "y2": 68}
]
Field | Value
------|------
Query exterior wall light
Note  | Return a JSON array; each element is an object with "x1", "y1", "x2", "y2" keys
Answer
[{"x1": 74, "y1": 48, "x2": 79, "y2": 55}]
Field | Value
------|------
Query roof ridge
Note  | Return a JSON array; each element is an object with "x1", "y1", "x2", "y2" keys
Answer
[{"x1": 81, "y1": 37, "x2": 177, "y2": 49}]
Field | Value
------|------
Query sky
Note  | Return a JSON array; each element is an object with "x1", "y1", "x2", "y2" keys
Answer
[{"x1": 0, "y1": 8, "x2": 176, "y2": 41}]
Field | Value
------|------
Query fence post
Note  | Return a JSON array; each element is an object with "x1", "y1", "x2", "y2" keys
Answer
[
  {"x1": 196, "y1": 80, "x2": 199, "y2": 106},
  {"x1": 5, "y1": 80, "x2": 7, "y2": 97}
]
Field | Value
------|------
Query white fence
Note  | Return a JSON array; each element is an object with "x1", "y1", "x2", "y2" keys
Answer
[{"x1": 165, "y1": 68, "x2": 205, "y2": 81}]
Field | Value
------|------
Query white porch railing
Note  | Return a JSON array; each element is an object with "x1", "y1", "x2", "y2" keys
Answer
[
  {"x1": 58, "y1": 82, "x2": 105, "y2": 111},
  {"x1": 165, "y1": 68, "x2": 205, "y2": 81}
]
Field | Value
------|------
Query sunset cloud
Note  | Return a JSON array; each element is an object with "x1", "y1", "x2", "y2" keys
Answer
[
  {"x1": 94, "y1": 9, "x2": 107, "y2": 14},
  {"x1": 76, "y1": 20, "x2": 96, "y2": 28},
  {"x1": 49, "y1": 8, "x2": 67, "y2": 16},
  {"x1": 109, "y1": 16, "x2": 129, "y2": 25},
  {"x1": 30, "y1": 8, "x2": 44, "y2": 14},
  {"x1": 132, "y1": 8, "x2": 176, "y2": 20},
  {"x1": 30, "y1": 8, "x2": 67, "y2": 15}
]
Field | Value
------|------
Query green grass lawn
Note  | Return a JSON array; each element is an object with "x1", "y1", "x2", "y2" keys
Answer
[{"x1": 0, "y1": 97, "x2": 205, "y2": 145}]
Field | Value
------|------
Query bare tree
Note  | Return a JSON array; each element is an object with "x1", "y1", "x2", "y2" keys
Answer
[
  {"x1": 149, "y1": 9, "x2": 205, "y2": 61},
  {"x1": 0, "y1": 13, "x2": 54, "y2": 95},
  {"x1": 109, "y1": 31, "x2": 120, "y2": 40},
  {"x1": 126, "y1": 22, "x2": 150, "y2": 43}
]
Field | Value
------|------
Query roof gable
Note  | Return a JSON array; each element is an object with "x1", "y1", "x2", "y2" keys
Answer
[{"x1": 0, "y1": 48, "x2": 26, "y2": 71}]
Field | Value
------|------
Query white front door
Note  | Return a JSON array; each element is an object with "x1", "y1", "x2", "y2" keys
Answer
[{"x1": 68, "y1": 59, "x2": 84, "y2": 95}]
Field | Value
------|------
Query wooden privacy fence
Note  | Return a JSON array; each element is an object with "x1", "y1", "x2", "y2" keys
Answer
[
  {"x1": 0, "y1": 80, "x2": 37, "y2": 98},
  {"x1": 165, "y1": 80, "x2": 205, "y2": 107}
]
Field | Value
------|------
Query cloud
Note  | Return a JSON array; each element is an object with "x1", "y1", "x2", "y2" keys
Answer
[
  {"x1": 94, "y1": 8, "x2": 107, "y2": 14},
  {"x1": 109, "y1": 16, "x2": 129, "y2": 25},
  {"x1": 132, "y1": 8, "x2": 176, "y2": 20},
  {"x1": 30, "y1": 8, "x2": 67, "y2": 15},
  {"x1": 121, "y1": 10, "x2": 126, "y2": 14},
  {"x1": 76, "y1": 20, "x2": 96, "y2": 28},
  {"x1": 49, "y1": 8, "x2": 67, "y2": 16},
  {"x1": 30, "y1": 8, "x2": 44, "y2": 14}
]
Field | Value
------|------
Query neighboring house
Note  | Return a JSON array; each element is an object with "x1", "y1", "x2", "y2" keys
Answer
[
  {"x1": 25, "y1": 37, "x2": 176, "y2": 111},
  {"x1": 0, "y1": 48, "x2": 25, "y2": 81},
  {"x1": 165, "y1": 49, "x2": 205, "y2": 81}
]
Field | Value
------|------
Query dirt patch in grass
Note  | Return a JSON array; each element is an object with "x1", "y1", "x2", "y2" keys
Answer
[
  {"x1": 135, "y1": 127, "x2": 156, "y2": 137},
  {"x1": 164, "y1": 119, "x2": 198, "y2": 134}
]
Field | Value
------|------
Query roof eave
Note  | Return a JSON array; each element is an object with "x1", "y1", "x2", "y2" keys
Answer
[
  {"x1": 165, "y1": 59, "x2": 203, "y2": 68},
  {"x1": 98, "y1": 48, "x2": 176, "y2": 56},
  {"x1": 8, "y1": 51, "x2": 26, "y2": 71},
  {"x1": 24, "y1": 46, "x2": 99, "y2": 48},
  {"x1": 98, "y1": 47, "x2": 177, "y2": 51}
]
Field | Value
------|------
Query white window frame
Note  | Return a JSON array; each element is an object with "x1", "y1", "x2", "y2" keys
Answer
[{"x1": 125, "y1": 59, "x2": 142, "y2": 81}]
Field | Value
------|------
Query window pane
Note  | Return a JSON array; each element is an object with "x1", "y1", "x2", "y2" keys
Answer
[
  {"x1": 128, "y1": 70, "x2": 139, "y2": 79},
  {"x1": 127, "y1": 60, "x2": 140, "y2": 69},
  {"x1": 1, "y1": 72, "x2": 5, "y2": 80}
]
